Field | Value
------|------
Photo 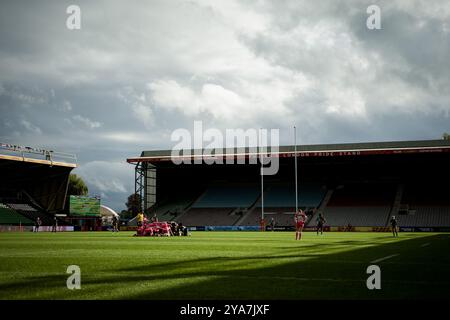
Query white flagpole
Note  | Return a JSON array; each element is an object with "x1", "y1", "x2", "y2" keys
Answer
[
  {"x1": 294, "y1": 126, "x2": 298, "y2": 213},
  {"x1": 260, "y1": 128, "x2": 264, "y2": 224}
]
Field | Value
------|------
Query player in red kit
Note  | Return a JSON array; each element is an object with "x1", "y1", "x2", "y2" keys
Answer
[{"x1": 294, "y1": 209, "x2": 307, "y2": 240}]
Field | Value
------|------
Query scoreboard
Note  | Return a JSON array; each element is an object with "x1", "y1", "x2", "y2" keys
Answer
[{"x1": 69, "y1": 195, "x2": 101, "y2": 216}]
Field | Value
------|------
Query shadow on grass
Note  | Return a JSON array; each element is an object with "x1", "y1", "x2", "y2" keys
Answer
[
  {"x1": 1, "y1": 234, "x2": 449, "y2": 299},
  {"x1": 120, "y1": 233, "x2": 450, "y2": 299}
]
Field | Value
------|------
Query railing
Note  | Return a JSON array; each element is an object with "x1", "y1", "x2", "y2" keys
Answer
[{"x1": 0, "y1": 142, "x2": 77, "y2": 164}]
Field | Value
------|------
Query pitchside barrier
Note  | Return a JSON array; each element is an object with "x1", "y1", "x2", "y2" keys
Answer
[
  {"x1": 4, "y1": 225, "x2": 447, "y2": 232},
  {"x1": 190, "y1": 226, "x2": 385, "y2": 232},
  {"x1": 0, "y1": 226, "x2": 33, "y2": 232},
  {"x1": 194, "y1": 226, "x2": 260, "y2": 231},
  {"x1": 399, "y1": 227, "x2": 450, "y2": 232},
  {"x1": 37, "y1": 226, "x2": 74, "y2": 232},
  {"x1": 188, "y1": 226, "x2": 450, "y2": 232},
  {"x1": 0, "y1": 226, "x2": 74, "y2": 232}
]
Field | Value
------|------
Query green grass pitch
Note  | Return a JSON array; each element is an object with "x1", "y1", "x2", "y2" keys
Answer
[{"x1": 0, "y1": 231, "x2": 449, "y2": 299}]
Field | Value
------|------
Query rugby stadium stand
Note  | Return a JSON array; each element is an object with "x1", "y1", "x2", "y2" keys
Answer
[
  {"x1": 0, "y1": 143, "x2": 76, "y2": 228},
  {"x1": 396, "y1": 184, "x2": 450, "y2": 227},
  {"x1": 180, "y1": 208, "x2": 241, "y2": 226},
  {"x1": 147, "y1": 189, "x2": 205, "y2": 222},
  {"x1": 0, "y1": 203, "x2": 33, "y2": 225},
  {"x1": 262, "y1": 184, "x2": 326, "y2": 208},
  {"x1": 316, "y1": 183, "x2": 396, "y2": 227},
  {"x1": 193, "y1": 185, "x2": 260, "y2": 208},
  {"x1": 397, "y1": 207, "x2": 450, "y2": 227},
  {"x1": 2, "y1": 199, "x2": 55, "y2": 225},
  {"x1": 128, "y1": 139, "x2": 450, "y2": 230}
]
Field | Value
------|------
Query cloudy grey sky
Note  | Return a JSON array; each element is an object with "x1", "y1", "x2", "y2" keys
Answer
[{"x1": 1, "y1": 0, "x2": 449, "y2": 211}]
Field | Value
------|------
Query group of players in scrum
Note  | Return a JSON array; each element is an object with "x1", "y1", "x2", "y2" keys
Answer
[
  {"x1": 134, "y1": 212, "x2": 189, "y2": 237},
  {"x1": 294, "y1": 209, "x2": 400, "y2": 240}
]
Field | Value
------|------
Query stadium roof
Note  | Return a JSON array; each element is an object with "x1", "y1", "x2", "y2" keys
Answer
[
  {"x1": 0, "y1": 143, "x2": 77, "y2": 168},
  {"x1": 0, "y1": 154, "x2": 77, "y2": 168},
  {"x1": 100, "y1": 205, "x2": 119, "y2": 218},
  {"x1": 127, "y1": 139, "x2": 450, "y2": 164}
]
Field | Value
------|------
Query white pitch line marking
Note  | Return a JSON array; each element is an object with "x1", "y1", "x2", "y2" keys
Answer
[
  {"x1": 420, "y1": 243, "x2": 430, "y2": 248},
  {"x1": 371, "y1": 254, "x2": 399, "y2": 264}
]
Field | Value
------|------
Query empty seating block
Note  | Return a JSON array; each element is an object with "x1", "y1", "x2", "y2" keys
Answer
[
  {"x1": 238, "y1": 208, "x2": 296, "y2": 226},
  {"x1": 320, "y1": 183, "x2": 396, "y2": 227},
  {"x1": 152, "y1": 199, "x2": 192, "y2": 219},
  {"x1": 179, "y1": 208, "x2": 240, "y2": 226},
  {"x1": 263, "y1": 185, "x2": 326, "y2": 208},
  {"x1": 5, "y1": 202, "x2": 53, "y2": 225},
  {"x1": 328, "y1": 184, "x2": 396, "y2": 207},
  {"x1": 322, "y1": 207, "x2": 390, "y2": 227},
  {"x1": 239, "y1": 209, "x2": 263, "y2": 226},
  {"x1": 397, "y1": 207, "x2": 450, "y2": 227},
  {"x1": 193, "y1": 186, "x2": 259, "y2": 208},
  {"x1": 0, "y1": 204, "x2": 33, "y2": 225},
  {"x1": 265, "y1": 213, "x2": 295, "y2": 226}
]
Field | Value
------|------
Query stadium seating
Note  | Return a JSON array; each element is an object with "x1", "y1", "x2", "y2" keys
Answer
[
  {"x1": 319, "y1": 207, "x2": 391, "y2": 227},
  {"x1": 192, "y1": 186, "x2": 260, "y2": 208},
  {"x1": 261, "y1": 184, "x2": 326, "y2": 208},
  {"x1": 265, "y1": 213, "x2": 295, "y2": 227},
  {"x1": 159, "y1": 181, "x2": 450, "y2": 228},
  {"x1": 314, "y1": 183, "x2": 396, "y2": 227},
  {"x1": 397, "y1": 207, "x2": 450, "y2": 227},
  {"x1": 237, "y1": 208, "x2": 296, "y2": 227},
  {"x1": 402, "y1": 184, "x2": 450, "y2": 206},
  {"x1": 182, "y1": 183, "x2": 326, "y2": 227},
  {"x1": 179, "y1": 208, "x2": 241, "y2": 226},
  {"x1": 238, "y1": 208, "x2": 263, "y2": 226},
  {"x1": 145, "y1": 188, "x2": 208, "y2": 224},
  {"x1": 4, "y1": 200, "x2": 54, "y2": 225},
  {"x1": 327, "y1": 183, "x2": 396, "y2": 207},
  {"x1": 263, "y1": 207, "x2": 296, "y2": 214},
  {"x1": 234, "y1": 184, "x2": 326, "y2": 226},
  {"x1": 151, "y1": 198, "x2": 193, "y2": 219},
  {"x1": 0, "y1": 203, "x2": 33, "y2": 225},
  {"x1": 395, "y1": 184, "x2": 450, "y2": 227}
]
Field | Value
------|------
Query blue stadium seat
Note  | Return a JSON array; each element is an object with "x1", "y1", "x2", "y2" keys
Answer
[
  {"x1": 263, "y1": 184, "x2": 326, "y2": 208},
  {"x1": 193, "y1": 186, "x2": 260, "y2": 208}
]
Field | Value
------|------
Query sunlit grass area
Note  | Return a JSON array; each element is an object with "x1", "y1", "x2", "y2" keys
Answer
[{"x1": 0, "y1": 231, "x2": 449, "y2": 299}]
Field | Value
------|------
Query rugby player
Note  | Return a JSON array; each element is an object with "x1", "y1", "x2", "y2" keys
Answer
[
  {"x1": 390, "y1": 215, "x2": 399, "y2": 237},
  {"x1": 294, "y1": 209, "x2": 307, "y2": 240},
  {"x1": 316, "y1": 212, "x2": 326, "y2": 235}
]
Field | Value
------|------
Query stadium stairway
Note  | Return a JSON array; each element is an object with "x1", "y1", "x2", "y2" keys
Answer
[
  {"x1": 178, "y1": 185, "x2": 261, "y2": 226},
  {"x1": 236, "y1": 187, "x2": 267, "y2": 226},
  {"x1": 16, "y1": 190, "x2": 68, "y2": 226},
  {"x1": 386, "y1": 184, "x2": 404, "y2": 226},
  {"x1": 142, "y1": 188, "x2": 207, "y2": 224},
  {"x1": 236, "y1": 206, "x2": 262, "y2": 226},
  {"x1": 4, "y1": 201, "x2": 54, "y2": 225},
  {"x1": 318, "y1": 183, "x2": 397, "y2": 227},
  {"x1": 173, "y1": 189, "x2": 209, "y2": 223},
  {"x1": 0, "y1": 203, "x2": 34, "y2": 225},
  {"x1": 152, "y1": 199, "x2": 193, "y2": 221},
  {"x1": 306, "y1": 189, "x2": 334, "y2": 227}
]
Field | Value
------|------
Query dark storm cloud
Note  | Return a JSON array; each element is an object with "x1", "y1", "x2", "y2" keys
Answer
[{"x1": 1, "y1": 0, "x2": 449, "y2": 210}]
